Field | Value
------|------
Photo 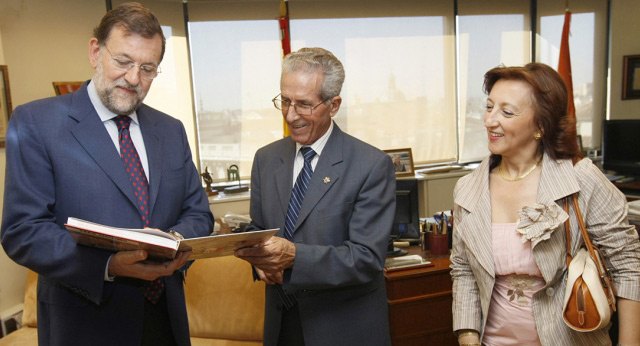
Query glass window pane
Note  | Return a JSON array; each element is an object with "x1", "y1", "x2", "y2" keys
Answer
[
  {"x1": 537, "y1": 0, "x2": 607, "y2": 150},
  {"x1": 457, "y1": 1, "x2": 531, "y2": 163},
  {"x1": 290, "y1": 17, "x2": 455, "y2": 164},
  {"x1": 539, "y1": 13, "x2": 595, "y2": 147},
  {"x1": 189, "y1": 21, "x2": 283, "y2": 180},
  {"x1": 190, "y1": 15, "x2": 454, "y2": 181}
]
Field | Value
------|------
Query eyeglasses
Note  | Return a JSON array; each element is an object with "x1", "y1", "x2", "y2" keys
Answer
[
  {"x1": 104, "y1": 46, "x2": 161, "y2": 80},
  {"x1": 272, "y1": 94, "x2": 330, "y2": 116}
]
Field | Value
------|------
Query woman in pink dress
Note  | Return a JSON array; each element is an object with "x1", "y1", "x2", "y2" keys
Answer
[{"x1": 450, "y1": 63, "x2": 640, "y2": 346}]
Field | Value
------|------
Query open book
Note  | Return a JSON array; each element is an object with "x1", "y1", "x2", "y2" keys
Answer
[{"x1": 65, "y1": 217, "x2": 278, "y2": 261}]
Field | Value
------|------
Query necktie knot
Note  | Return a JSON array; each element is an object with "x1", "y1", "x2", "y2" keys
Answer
[
  {"x1": 114, "y1": 115, "x2": 132, "y2": 131},
  {"x1": 300, "y1": 147, "x2": 316, "y2": 164}
]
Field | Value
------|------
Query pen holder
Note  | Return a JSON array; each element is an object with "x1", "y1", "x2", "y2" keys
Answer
[{"x1": 428, "y1": 233, "x2": 449, "y2": 256}]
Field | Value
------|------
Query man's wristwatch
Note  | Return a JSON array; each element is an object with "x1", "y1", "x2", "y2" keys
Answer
[{"x1": 167, "y1": 230, "x2": 184, "y2": 240}]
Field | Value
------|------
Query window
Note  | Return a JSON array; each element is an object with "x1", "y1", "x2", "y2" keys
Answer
[
  {"x1": 537, "y1": 0, "x2": 608, "y2": 149},
  {"x1": 457, "y1": 0, "x2": 531, "y2": 163},
  {"x1": 290, "y1": 17, "x2": 456, "y2": 165},
  {"x1": 189, "y1": 14, "x2": 455, "y2": 180},
  {"x1": 187, "y1": 0, "x2": 606, "y2": 180},
  {"x1": 189, "y1": 20, "x2": 282, "y2": 180}
]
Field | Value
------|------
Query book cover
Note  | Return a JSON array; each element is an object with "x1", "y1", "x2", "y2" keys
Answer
[{"x1": 65, "y1": 217, "x2": 278, "y2": 260}]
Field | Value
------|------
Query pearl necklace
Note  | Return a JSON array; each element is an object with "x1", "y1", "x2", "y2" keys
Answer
[{"x1": 499, "y1": 157, "x2": 543, "y2": 182}]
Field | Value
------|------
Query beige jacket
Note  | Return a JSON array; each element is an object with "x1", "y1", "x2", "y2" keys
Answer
[{"x1": 451, "y1": 153, "x2": 640, "y2": 345}]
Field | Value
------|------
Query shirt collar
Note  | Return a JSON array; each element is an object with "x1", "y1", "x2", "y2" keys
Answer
[
  {"x1": 295, "y1": 120, "x2": 334, "y2": 157},
  {"x1": 88, "y1": 79, "x2": 139, "y2": 125}
]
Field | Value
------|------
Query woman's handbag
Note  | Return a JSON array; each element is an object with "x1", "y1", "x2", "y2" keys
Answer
[{"x1": 562, "y1": 194, "x2": 617, "y2": 331}]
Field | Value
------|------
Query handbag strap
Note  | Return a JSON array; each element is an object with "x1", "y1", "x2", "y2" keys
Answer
[
  {"x1": 564, "y1": 193, "x2": 617, "y2": 299},
  {"x1": 570, "y1": 194, "x2": 598, "y2": 260},
  {"x1": 563, "y1": 197, "x2": 572, "y2": 268},
  {"x1": 564, "y1": 193, "x2": 600, "y2": 268},
  {"x1": 564, "y1": 157, "x2": 591, "y2": 269}
]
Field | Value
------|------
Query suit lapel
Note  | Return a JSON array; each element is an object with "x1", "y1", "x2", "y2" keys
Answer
[
  {"x1": 293, "y1": 126, "x2": 344, "y2": 235},
  {"x1": 68, "y1": 84, "x2": 139, "y2": 209},
  {"x1": 276, "y1": 140, "x2": 296, "y2": 217},
  {"x1": 138, "y1": 107, "x2": 162, "y2": 215},
  {"x1": 536, "y1": 153, "x2": 580, "y2": 204},
  {"x1": 531, "y1": 153, "x2": 577, "y2": 284},
  {"x1": 455, "y1": 158, "x2": 495, "y2": 277}
]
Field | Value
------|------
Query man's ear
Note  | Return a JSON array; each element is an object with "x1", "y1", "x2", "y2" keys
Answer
[
  {"x1": 89, "y1": 38, "x2": 101, "y2": 69},
  {"x1": 329, "y1": 96, "x2": 342, "y2": 117}
]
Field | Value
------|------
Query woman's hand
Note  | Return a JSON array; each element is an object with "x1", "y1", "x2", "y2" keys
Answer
[{"x1": 457, "y1": 330, "x2": 481, "y2": 346}]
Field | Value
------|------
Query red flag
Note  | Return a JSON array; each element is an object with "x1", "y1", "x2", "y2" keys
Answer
[
  {"x1": 278, "y1": 0, "x2": 291, "y2": 136},
  {"x1": 558, "y1": 10, "x2": 576, "y2": 118}
]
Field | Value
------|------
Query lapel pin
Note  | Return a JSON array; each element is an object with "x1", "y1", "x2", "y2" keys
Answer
[{"x1": 323, "y1": 177, "x2": 331, "y2": 184}]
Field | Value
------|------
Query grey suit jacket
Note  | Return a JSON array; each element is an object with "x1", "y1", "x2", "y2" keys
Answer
[
  {"x1": 1, "y1": 81, "x2": 214, "y2": 346},
  {"x1": 451, "y1": 153, "x2": 640, "y2": 345},
  {"x1": 250, "y1": 123, "x2": 395, "y2": 346}
]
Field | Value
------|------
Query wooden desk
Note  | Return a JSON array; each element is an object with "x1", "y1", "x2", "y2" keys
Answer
[
  {"x1": 385, "y1": 247, "x2": 457, "y2": 346},
  {"x1": 613, "y1": 180, "x2": 640, "y2": 201}
]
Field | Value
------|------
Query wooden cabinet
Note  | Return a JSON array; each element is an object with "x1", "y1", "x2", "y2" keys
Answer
[{"x1": 385, "y1": 249, "x2": 457, "y2": 346}]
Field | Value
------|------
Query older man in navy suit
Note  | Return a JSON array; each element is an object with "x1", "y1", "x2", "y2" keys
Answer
[
  {"x1": 236, "y1": 48, "x2": 395, "y2": 346},
  {"x1": 1, "y1": 3, "x2": 213, "y2": 346}
]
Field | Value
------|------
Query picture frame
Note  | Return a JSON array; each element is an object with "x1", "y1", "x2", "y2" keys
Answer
[
  {"x1": 622, "y1": 55, "x2": 640, "y2": 100},
  {"x1": 384, "y1": 148, "x2": 414, "y2": 177},
  {"x1": 1, "y1": 65, "x2": 13, "y2": 148},
  {"x1": 53, "y1": 81, "x2": 84, "y2": 96}
]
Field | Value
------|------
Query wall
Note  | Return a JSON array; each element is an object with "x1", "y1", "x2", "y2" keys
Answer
[
  {"x1": 608, "y1": 0, "x2": 640, "y2": 119},
  {"x1": 1, "y1": 25, "x2": 24, "y2": 320},
  {"x1": 0, "y1": 23, "x2": 26, "y2": 320}
]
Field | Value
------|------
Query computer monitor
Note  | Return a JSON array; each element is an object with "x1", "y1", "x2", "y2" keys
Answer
[
  {"x1": 388, "y1": 178, "x2": 420, "y2": 257},
  {"x1": 602, "y1": 120, "x2": 640, "y2": 178}
]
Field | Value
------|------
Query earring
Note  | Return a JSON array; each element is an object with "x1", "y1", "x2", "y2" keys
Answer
[{"x1": 534, "y1": 132, "x2": 542, "y2": 140}]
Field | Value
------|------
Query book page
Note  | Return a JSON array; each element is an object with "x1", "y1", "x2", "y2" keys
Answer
[
  {"x1": 178, "y1": 228, "x2": 278, "y2": 260},
  {"x1": 65, "y1": 217, "x2": 177, "y2": 247},
  {"x1": 66, "y1": 217, "x2": 174, "y2": 240}
]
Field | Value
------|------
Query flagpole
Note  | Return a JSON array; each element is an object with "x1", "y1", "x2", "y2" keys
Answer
[{"x1": 279, "y1": 0, "x2": 291, "y2": 137}]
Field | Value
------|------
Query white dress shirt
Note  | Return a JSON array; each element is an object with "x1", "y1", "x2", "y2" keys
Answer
[
  {"x1": 87, "y1": 80, "x2": 150, "y2": 181},
  {"x1": 292, "y1": 121, "x2": 334, "y2": 185}
]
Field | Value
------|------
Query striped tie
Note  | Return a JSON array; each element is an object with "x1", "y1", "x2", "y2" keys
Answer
[
  {"x1": 277, "y1": 147, "x2": 316, "y2": 309},
  {"x1": 283, "y1": 147, "x2": 316, "y2": 240}
]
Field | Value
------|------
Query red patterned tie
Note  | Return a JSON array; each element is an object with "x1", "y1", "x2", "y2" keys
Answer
[{"x1": 114, "y1": 115, "x2": 164, "y2": 304}]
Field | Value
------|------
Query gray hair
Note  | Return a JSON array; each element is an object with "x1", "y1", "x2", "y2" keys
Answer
[{"x1": 281, "y1": 47, "x2": 345, "y2": 102}]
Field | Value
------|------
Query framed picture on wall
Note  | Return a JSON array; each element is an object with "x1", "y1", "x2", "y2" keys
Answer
[
  {"x1": 622, "y1": 55, "x2": 640, "y2": 100},
  {"x1": 384, "y1": 148, "x2": 414, "y2": 177},
  {"x1": 53, "y1": 81, "x2": 84, "y2": 96},
  {"x1": 0, "y1": 65, "x2": 13, "y2": 148}
]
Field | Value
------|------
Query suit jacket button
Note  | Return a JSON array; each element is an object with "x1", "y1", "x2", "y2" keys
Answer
[{"x1": 545, "y1": 287, "x2": 555, "y2": 296}]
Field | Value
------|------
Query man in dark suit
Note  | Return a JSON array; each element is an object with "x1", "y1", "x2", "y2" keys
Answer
[
  {"x1": 0, "y1": 3, "x2": 213, "y2": 346},
  {"x1": 235, "y1": 48, "x2": 395, "y2": 346}
]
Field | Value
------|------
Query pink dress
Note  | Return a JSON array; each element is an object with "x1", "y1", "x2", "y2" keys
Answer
[{"x1": 482, "y1": 223, "x2": 545, "y2": 346}]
